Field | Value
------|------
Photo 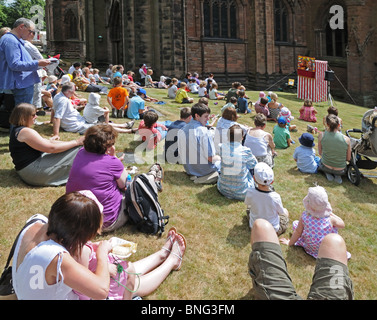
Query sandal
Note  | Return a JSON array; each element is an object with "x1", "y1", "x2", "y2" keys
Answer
[
  {"x1": 162, "y1": 227, "x2": 177, "y2": 253},
  {"x1": 171, "y1": 233, "x2": 186, "y2": 271}
]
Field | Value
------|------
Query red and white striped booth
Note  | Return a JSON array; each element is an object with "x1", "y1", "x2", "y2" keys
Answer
[{"x1": 297, "y1": 60, "x2": 328, "y2": 102}]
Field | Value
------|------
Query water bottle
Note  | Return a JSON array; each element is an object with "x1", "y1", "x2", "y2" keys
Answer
[{"x1": 126, "y1": 174, "x2": 132, "y2": 189}]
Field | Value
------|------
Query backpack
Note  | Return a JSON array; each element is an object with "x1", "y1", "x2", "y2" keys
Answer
[{"x1": 125, "y1": 173, "x2": 169, "y2": 236}]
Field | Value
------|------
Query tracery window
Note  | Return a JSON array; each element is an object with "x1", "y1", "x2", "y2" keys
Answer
[{"x1": 203, "y1": 0, "x2": 237, "y2": 39}]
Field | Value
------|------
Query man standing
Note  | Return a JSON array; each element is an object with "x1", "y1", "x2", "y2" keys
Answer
[
  {"x1": 177, "y1": 103, "x2": 220, "y2": 184},
  {"x1": 52, "y1": 82, "x2": 93, "y2": 140},
  {"x1": 0, "y1": 18, "x2": 50, "y2": 106}
]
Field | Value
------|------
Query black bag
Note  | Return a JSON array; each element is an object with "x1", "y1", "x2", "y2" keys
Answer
[
  {"x1": 125, "y1": 173, "x2": 169, "y2": 236},
  {"x1": 0, "y1": 217, "x2": 45, "y2": 299}
]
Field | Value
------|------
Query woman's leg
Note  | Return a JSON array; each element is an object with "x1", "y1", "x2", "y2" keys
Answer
[{"x1": 131, "y1": 234, "x2": 186, "y2": 298}]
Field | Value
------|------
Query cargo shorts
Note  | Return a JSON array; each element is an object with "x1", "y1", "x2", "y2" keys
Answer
[{"x1": 248, "y1": 242, "x2": 354, "y2": 300}]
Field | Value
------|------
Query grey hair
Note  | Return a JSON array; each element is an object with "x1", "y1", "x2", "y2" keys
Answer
[
  {"x1": 13, "y1": 18, "x2": 35, "y2": 29},
  {"x1": 61, "y1": 82, "x2": 76, "y2": 93}
]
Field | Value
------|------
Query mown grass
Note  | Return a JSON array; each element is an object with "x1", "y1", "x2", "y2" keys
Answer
[{"x1": 0, "y1": 86, "x2": 376, "y2": 300}]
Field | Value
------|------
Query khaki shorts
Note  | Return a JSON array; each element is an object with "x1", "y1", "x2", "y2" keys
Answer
[{"x1": 248, "y1": 242, "x2": 354, "y2": 300}]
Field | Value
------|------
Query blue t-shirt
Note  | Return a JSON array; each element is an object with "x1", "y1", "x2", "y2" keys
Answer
[
  {"x1": 237, "y1": 97, "x2": 249, "y2": 113},
  {"x1": 293, "y1": 145, "x2": 319, "y2": 174},
  {"x1": 127, "y1": 95, "x2": 145, "y2": 120}
]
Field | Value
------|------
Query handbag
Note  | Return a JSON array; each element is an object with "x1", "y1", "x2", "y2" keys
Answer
[{"x1": 0, "y1": 217, "x2": 45, "y2": 300}]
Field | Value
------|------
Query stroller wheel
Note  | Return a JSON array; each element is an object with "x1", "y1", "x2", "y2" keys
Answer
[{"x1": 347, "y1": 163, "x2": 361, "y2": 186}]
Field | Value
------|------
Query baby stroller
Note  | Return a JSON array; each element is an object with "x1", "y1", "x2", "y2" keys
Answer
[{"x1": 346, "y1": 109, "x2": 377, "y2": 186}]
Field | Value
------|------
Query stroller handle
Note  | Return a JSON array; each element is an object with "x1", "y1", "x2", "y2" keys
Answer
[{"x1": 346, "y1": 128, "x2": 363, "y2": 137}]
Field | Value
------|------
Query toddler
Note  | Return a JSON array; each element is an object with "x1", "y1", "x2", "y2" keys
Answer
[
  {"x1": 46, "y1": 75, "x2": 59, "y2": 97},
  {"x1": 158, "y1": 76, "x2": 168, "y2": 89},
  {"x1": 280, "y1": 186, "x2": 349, "y2": 259},
  {"x1": 280, "y1": 106, "x2": 297, "y2": 131},
  {"x1": 188, "y1": 78, "x2": 199, "y2": 93},
  {"x1": 245, "y1": 162, "x2": 289, "y2": 235},
  {"x1": 198, "y1": 81, "x2": 207, "y2": 97},
  {"x1": 273, "y1": 116, "x2": 293, "y2": 149},
  {"x1": 293, "y1": 133, "x2": 320, "y2": 174},
  {"x1": 299, "y1": 99, "x2": 317, "y2": 123}
]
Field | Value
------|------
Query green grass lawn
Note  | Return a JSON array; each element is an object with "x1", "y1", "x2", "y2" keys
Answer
[{"x1": 1, "y1": 87, "x2": 376, "y2": 300}]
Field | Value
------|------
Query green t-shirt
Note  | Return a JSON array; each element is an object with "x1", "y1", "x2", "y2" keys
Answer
[
  {"x1": 273, "y1": 125, "x2": 290, "y2": 149},
  {"x1": 321, "y1": 131, "x2": 348, "y2": 169}
]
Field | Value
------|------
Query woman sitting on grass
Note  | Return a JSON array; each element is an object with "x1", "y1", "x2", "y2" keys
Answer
[
  {"x1": 12, "y1": 192, "x2": 187, "y2": 300},
  {"x1": 318, "y1": 114, "x2": 351, "y2": 184},
  {"x1": 9, "y1": 103, "x2": 83, "y2": 186}
]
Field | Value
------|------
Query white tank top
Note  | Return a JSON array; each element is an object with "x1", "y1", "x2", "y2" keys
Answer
[
  {"x1": 244, "y1": 132, "x2": 269, "y2": 157},
  {"x1": 12, "y1": 217, "x2": 78, "y2": 300}
]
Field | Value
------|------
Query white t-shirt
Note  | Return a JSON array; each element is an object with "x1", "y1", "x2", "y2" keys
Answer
[
  {"x1": 53, "y1": 91, "x2": 86, "y2": 132},
  {"x1": 168, "y1": 84, "x2": 178, "y2": 99},
  {"x1": 198, "y1": 87, "x2": 207, "y2": 97},
  {"x1": 209, "y1": 89, "x2": 218, "y2": 100},
  {"x1": 244, "y1": 188, "x2": 285, "y2": 232}
]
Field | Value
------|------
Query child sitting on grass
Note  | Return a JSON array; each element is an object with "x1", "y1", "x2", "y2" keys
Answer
[
  {"x1": 273, "y1": 116, "x2": 294, "y2": 149},
  {"x1": 237, "y1": 90, "x2": 251, "y2": 114},
  {"x1": 107, "y1": 76, "x2": 129, "y2": 118},
  {"x1": 84, "y1": 92, "x2": 136, "y2": 133},
  {"x1": 280, "y1": 186, "x2": 349, "y2": 259},
  {"x1": 299, "y1": 99, "x2": 317, "y2": 123},
  {"x1": 138, "y1": 110, "x2": 170, "y2": 150},
  {"x1": 293, "y1": 133, "x2": 320, "y2": 174},
  {"x1": 175, "y1": 82, "x2": 194, "y2": 104},
  {"x1": 245, "y1": 162, "x2": 289, "y2": 235},
  {"x1": 168, "y1": 78, "x2": 179, "y2": 99}
]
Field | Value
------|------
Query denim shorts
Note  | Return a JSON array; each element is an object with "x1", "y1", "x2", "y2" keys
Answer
[{"x1": 248, "y1": 242, "x2": 354, "y2": 300}]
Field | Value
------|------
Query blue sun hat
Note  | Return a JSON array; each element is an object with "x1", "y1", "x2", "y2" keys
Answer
[{"x1": 299, "y1": 132, "x2": 315, "y2": 147}]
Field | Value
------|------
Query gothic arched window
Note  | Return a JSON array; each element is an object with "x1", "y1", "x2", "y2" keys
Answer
[
  {"x1": 274, "y1": 0, "x2": 288, "y2": 43},
  {"x1": 203, "y1": 0, "x2": 237, "y2": 39},
  {"x1": 325, "y1": 19, "x2": 348, "y2": 57},
  {"x1": 64, "y1": 9, "x2": 78, "y2": 39}
]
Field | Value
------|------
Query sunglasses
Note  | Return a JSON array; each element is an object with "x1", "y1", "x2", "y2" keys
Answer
[{"x1": 28, "y1": 29, "x2": 36, "y2": 35}]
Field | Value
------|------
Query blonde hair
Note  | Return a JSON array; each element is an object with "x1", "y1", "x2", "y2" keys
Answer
[
  {"x1": 199, "y1": 81, "x2": 206, "y2": 88},
  {"x1": 270, "y1": 93, "x2": 278, "y2": 102},
  {"x1": 147, "y1": 69, "x2": 153, "y2": 75},
  {"x1": 169, "y1": 78, "x2": 178, "y2": 88}
]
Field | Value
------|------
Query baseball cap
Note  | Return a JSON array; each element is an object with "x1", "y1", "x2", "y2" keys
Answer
[
  {"x1": 137, "y1": 88, "x2": 147, "y2": 95},
  {"x1": 253, "y1": 162, "x2": 274, "y2": 186},
  {"x1": 277, "y1": 116, "x2": 287, "y2": 125}
]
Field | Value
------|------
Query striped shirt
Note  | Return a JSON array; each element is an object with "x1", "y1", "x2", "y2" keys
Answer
[{"x1": 217, "y1": 142, "x2": 257, "y2": 200}]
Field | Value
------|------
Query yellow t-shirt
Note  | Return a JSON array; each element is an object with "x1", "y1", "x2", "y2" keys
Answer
[
  {"x1": 175, "y1": 88, "x2": 189, "y2": 103},
  {"x1": 107, "y1": 86, "x2": 129, "y2": 110}
]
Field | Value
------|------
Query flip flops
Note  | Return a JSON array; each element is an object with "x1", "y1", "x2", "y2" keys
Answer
[
  {"x1": 171, "y1": 232, "x2": 186, "y2": 271},
  {"x1": 162, "y1": 227, "x2": 177, "y2": 254}
]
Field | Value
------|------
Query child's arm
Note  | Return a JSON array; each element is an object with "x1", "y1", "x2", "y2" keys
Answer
[
  {"x1": 330, "y1": 212, "x2": 345, "y2": 229},
  {"x1": 156, "y1": 123, "x2": 168, "y2": 131},
  {"x1": 280, "y1": 217, "x2": 304, "y2": 245}
]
